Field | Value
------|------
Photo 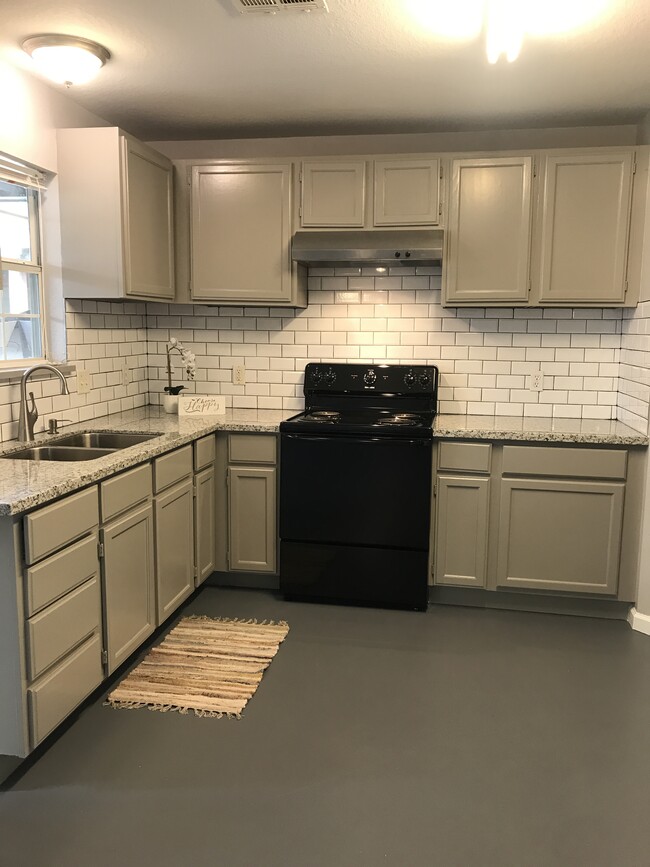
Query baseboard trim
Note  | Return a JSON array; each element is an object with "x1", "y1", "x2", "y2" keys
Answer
[{"x1": 628, "y1": 607, "x2": 650, "y2": 636}]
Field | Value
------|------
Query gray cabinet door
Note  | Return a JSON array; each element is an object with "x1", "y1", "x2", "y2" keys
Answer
[
  {"x1": 496, "y1": 478, "x2": 625, "y2": 594},
  {"x1": 373, "y1": 158, "x2": 440, "y2": 226},
  {"x1": 536, "y1": 152, "x2": 634, "y2": 305},
  {"x1": 191, "y1": 163, "x2": 294, "y2": 303},
  {"x1": 434, "y1": 475, "x2": 489, "y2": 587},
  {"x1": 155, "y1": 478, "x2": 195, "y2": 623},
  {"x1": 301, "y1": 161, "x2": 366, "y2": 227},
  {"x1": 194, "y1": 466, "x2": 216, "y2": 587},
  {"x1": 445, "y1": 156, "x2": 533, "y2": 304},
  {"x1": 102, "y1": 503, "x2": 155, "y2": 673},
  {"x1": 228, "y1": 466, "x2": 276, "y2": 573},
  {"x1": 122, "y1": 135, "x2": 175, "y2": 299}
]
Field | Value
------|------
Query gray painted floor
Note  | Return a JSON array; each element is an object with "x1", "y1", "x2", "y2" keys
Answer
[{"x1": 1, "y1": 588, "x2": 650, "y2": 867}]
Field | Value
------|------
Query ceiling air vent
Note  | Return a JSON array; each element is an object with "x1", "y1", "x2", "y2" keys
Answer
[{"x1": 234, "y1": 0, "x2": 328, "y2": 13}]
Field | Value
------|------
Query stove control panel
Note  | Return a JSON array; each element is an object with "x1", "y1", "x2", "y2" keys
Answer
[{"x1": 304, "y1": 363, "x2": 438, "y2": 396}]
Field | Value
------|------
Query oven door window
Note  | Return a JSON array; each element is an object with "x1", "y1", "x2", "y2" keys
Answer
[{"x1": 280, "y1": 434, "x2": 432, "y2": 550}]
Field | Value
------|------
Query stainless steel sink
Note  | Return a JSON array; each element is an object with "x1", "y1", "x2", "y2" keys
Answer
[
  {"x1": 5, "y1": 446, "x2": 117, "y2": 462},
  {"x1": 53, "y1": 432, "x2": 158, "y2": 449}
]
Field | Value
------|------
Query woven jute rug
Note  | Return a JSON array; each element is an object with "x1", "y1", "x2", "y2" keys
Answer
[{"x1": 106, "y1": 615, "x2": 289, "y2": 719}]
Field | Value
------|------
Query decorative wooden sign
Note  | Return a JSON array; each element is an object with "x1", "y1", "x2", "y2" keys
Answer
[{"x1": 178, "y1": 395, "x2": 226, "y2": 416}]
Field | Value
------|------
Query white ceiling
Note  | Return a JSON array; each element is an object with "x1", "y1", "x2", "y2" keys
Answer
[{"x1": 1, "y1": 0, "x2": 650, "y2": 140}]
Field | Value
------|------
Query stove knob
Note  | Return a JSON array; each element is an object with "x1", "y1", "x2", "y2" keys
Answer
[
  {"x1": 324, "y1": 370, "x2": 337, "y2": 386},
  {"x1": 310, "y1": 368, "x2": 323, "y2": 384},
  {"x1": 364, "y1": 369, "x2": 377, "y2": 386},
  {"x1": 418, "y1": 372, "x2": 431, "y2": 388},
  {"x1": 404, "y1": 371, "x2": 416, "y2": 388}
]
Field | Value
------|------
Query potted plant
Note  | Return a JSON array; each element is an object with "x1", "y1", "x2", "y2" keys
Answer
[{"x1": 163, "y1": 337, "x2": 196, "y2": 413}]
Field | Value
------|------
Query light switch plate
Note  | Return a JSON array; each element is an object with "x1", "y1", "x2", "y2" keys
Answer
[{"x1": 77, "y1": 368, "x2": 91, "y2": 395}]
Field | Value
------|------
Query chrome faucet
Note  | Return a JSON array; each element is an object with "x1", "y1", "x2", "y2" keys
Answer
[{"x1": 18, "y1": 364, "x2": 70, "y2": 442}]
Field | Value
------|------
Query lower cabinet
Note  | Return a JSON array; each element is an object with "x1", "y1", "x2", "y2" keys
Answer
[
  {"x1": 228, "y1": 466, "x2": 276, "y2": 572},
  {"x1": 101, "y1": 503, "x2": 156, "y2": 674},
  {"x1": 155, "y1": 478, "x2": 195, "y2": 623},
  {"x1": 434, "y1": 475, "x2": 489, "y2": 587}
]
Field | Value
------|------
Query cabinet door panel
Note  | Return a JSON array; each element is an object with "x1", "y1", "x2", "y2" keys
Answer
[
  {"x1": 228, "y1": 467, "x2": 276, "y2": 573},
  {"x1": 374, "y1": 159, "x2": 440, "y2": 226},
  {"x1": 435, "y1": 476, "x2": 489, "y2": 587},
  {"x1": 102, "y1": 503, "x2": 156, "y2": 673},
  {"x1": 195, "y1": 467, "x2": 216, "y2": 587},
  {"x1": 496, "y1": 478, "x2": 624, "y2": 594},
  {"x1": 301, "y1": 161, "x2": 366, "y2": 227},
  {"x1": 122, "y1": 136, "x2": 175, "y2": 299},
  {"x1": 537, "y1": 153, "x2": 633, "y2": 304},
  {"x1": 191, "y1": 164, "x2": 293, "y2": 303},
  {"x1": 155, "y1": 479, "x2": 195, "y2": 623},
  {"x1": 445, "y1": 157, "x2": 532, "y2": 304}
]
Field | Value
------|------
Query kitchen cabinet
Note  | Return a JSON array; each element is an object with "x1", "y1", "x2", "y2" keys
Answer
[
  {"x1": 433, "y1": 442, "x2": 491, "y2": 588},
  {"x1": 194, "y1": 435, "x2": 217, "y2": 587},
  {"x1": 535, "y1": 151, "x2": 634, "y2": 305},
  {"x1": 373, "y1": 158, "x2": 441, "y2": 226},
  {"x1": 300, "y1": 161, "x2": 366, "y2": 227},
  {"x1": 154, "y1": 449, "x2": 195, "y2": 623},
  {"x1": 57, "y1": 127, "x2": 175, "y2": 301},
  {"x1": 191, "y1": 162, "x2": 306, "y2": 306},
  {"x1": 444, "y1": 156, "x2": 533, "y2": 304},
  {"x1": 100, "y1": 465, "x2": 155, "y2": 674}
]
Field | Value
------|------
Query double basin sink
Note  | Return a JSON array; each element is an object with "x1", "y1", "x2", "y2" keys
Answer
[{"x1": 2, "y1": 432, "x2": 160, "y2": 462}]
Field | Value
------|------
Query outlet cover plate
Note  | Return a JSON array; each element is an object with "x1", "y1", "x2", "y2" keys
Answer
[{"x1": 77, "y1": 368, "x2": 91, "y2": 394}]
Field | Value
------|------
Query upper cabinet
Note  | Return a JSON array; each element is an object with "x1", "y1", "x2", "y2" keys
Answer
[
  {"x1": 373, "y1": 158, "x2": 441, "y2": 226},
  {"x1": 300, "y1": 161, "x2": 366, "y2": 227},
  {"x1": 191, "y1": 162, "x2": 306, "y2": 307},
  {"x1": 57, "y1": 127, "x2": 175, "y2": 301},
  {"x1": 444, "y1": 156, "x2": 533, "y2": 305},
  {"x1": 534, "y1": 152, "x2": 634, "y2": 305}
]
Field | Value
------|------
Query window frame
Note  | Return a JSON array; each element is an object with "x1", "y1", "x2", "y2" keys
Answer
[{"x1": 0, "y1": 167, "x2": 48, "y2": 368}]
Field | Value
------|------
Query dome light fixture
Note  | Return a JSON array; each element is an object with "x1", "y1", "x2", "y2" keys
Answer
[{"x1": 21, "y1": 35, "x2": 110, "y2": 86}]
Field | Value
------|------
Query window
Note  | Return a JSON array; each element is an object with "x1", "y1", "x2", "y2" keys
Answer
[{"x1": 0, "y1": 161, "x2": 46, "y2": 365}]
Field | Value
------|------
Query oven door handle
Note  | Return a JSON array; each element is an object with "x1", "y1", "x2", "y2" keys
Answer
[{"x1": 281, "y1": 434, "x2": 431, "y2": 446}]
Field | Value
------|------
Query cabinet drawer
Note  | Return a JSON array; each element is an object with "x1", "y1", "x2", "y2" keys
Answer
[
  {"x1": 194, "y1": 434, "x2": 216, "y2": 471},
  {"x1": 26, "y1": 577, "x2": 101, "y2": 681},
  {"x1": 438, "y1": 441, "x2": 491, "y2": 474},
  {"x1": 28, "y1": 632, "x2": 103, "y2": 747},
  {"x1": 26, "y1": 532, "x2": 99, "y2": 616},
  {"x1": 24, "y1": 487, "x2": 99, "y2": 565},
  {"x1": 101, "y1": 463, "x2": 152, "y2": 523},
  {"x1": 502, "y1": 445, "x2": 627, "y2": 480},
  {"x1": 228, "y1": 434, "x2": 276, "y2": 465},
  {"x1": 154, "y1": 445, "x2": 193, "y2": 492}
]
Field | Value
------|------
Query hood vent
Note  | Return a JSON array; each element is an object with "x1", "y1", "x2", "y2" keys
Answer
[
  {"x1": 292, "y1": 229, "x2": 444, "y2": 268},
  {"x1": 234, "y1": 0, "x2": 329, "y2": 13}
]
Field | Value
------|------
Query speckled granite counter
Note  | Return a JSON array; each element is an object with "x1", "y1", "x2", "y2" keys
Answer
[{"x1": 0, "y1": 407, "x2": 646, "y2": 516}]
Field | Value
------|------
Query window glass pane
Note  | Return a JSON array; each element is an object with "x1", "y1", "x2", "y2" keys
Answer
[
  {"x1": 3, "y1": 316, "x2": 42, "y2": 361},
  {"x1": 1, "y1": 269, "x2": 40, "y2": 315},
  {"x1": 0, "y1": 180, "x2": 33, "y2": 262}
]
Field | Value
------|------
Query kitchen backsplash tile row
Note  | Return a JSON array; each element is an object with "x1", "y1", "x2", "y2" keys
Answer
[
  {"x1": 619, "y1": 299, "x2": 650, "y2": 434},
  {"x1": 146, "y1": 270, "x2": 623, "y2": 421},
  {"x1": 0, "y1": 300, "x2": 148, "y2": 444}
]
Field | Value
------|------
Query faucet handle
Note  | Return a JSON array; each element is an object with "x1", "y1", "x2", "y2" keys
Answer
[{"x1": 28, "y1": 392, "x2": 38, "y2": 423}]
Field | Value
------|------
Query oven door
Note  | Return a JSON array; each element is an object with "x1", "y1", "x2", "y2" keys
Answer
[{"x1": 280, "y1": 433, "x2": 432, "y2": 550}]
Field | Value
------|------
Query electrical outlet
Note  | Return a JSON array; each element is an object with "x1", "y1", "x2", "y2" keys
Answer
[
  {"x1": 529, "y1": 371, "x2": 544, "y2": 392},
  {"x1": 233, "y1": 364, "x2": 246, "y2": 385},
  {"x1": 121, "y1": 362, "x2": 130, "y2": 387},
  {"x1": 77, "y1": 368, "x2": 91, "y2": 395}
]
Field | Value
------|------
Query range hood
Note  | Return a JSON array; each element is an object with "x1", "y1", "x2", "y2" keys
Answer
[{"x1": 291, "y1": 229, "x2": 443, "y2": 268}]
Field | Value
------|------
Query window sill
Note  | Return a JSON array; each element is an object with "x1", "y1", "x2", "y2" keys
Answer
[{"x1": 0, "y1": 363, "x2": 75, "y2": 384}]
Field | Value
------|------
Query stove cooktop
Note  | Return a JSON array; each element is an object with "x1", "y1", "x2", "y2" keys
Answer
[{"x1": 281, "y1": 408, "x2": 435, "y2": 438}]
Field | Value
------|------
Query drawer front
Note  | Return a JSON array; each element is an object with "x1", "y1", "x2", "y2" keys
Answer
[
  {"x1": 502, "y1": 445, "x2": 627, "y2": 480},
  {"x1": 24, "y1": 487, "x2": 99, "y2": 565},
  {"x1": 26, "y1": 532, "x2": 99, "y2": 616},
  {"x1": 27, "y1": 577, "x2": 101, "y2": 681},
  {"x1": 154, "y1": 445, "x2": 193, "y2": 493},
  {"x1": 101, "y1": 463, "x2": 152, "y2": 523},
  {"x1": 194, "y1": 434, "x2": 216, "y2": 471},
  {"x1": 438, "y1": 441, "x2": 491, "y2": 474},
  {"x1": 228, "y1": 434, "x2": 276, "y2": 465},
  {"x1": 28, "y1": 632, "x2": 103, "y2": 747}
]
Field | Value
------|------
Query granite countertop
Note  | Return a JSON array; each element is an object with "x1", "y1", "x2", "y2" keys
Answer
[{"x1": 0, "y1": 407, "x2": 646, "y2": 516}]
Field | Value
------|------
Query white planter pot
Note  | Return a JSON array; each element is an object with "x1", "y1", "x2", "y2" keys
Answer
[{"x1": 163, "y1": 394, "x2": 179, "y2": 414}]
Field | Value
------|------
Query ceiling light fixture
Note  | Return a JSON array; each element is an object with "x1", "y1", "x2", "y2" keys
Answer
[
  {"x1": 485, "y1": 0, "x2": 524, "y2": 64},
  {"x1": 21, "y1": 35, "x2": 110, "y2": 86}
]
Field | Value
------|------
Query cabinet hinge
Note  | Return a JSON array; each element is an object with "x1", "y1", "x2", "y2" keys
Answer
[
  {"x1": 433, "y1": 483, "x2": 437, "y2": 498},
  {"x1": 532, "y1": 158, "x2": 537, "y2": 178},
  {"x1": 438, "y1": 201, "x2": 443, "y2": 217},
  {"x1": 97, "y1": 541, "x2": 105, "y2": 560},
  {"x1": 299, "y1": 205, "x2": 302, "y2": 218},
  {"x1": 299, "y1": 170, "x2": 303, "y2": 184},
  {"x1": 101, "y1": 649, "x2": 108, "y2": 666},
  {"x1": 633, "y1": 153, "x2": 637, "y2": 174},
  {"x1": 625, "y1": 279, "x2": 629, "y2": 295}
]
